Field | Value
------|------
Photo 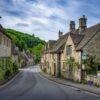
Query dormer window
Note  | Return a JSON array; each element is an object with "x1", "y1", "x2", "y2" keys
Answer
[{"x1": 66, "y1": 45, "x2": 72, "y2": 56}]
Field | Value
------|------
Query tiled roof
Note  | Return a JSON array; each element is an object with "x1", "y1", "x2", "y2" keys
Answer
[
  {"x1": 50, "y1": 32, "x2": 70, "y2": 53},
  {"x1": 76, "y1": 23, "x2": 100, "y2": 50},
  {"x1": 48, "y1": 40, "x2": 56, "y2": 49},
  {"x1": 44, "y1": 40, "x2": 56, "y2": 53},
  {"x1": 70, "y1": 33, "x2": 84, "y2": 48},
  {"x1": 44, "y1": 23, "x2": 100, "y2": 53}
]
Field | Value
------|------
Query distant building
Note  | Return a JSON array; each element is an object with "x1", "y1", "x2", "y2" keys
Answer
[
  {"x1": 11, "y1": 43, "x2": 20, "y2": 67},
  {"x1": 20, "y1": 50, "x2": 34, "y2": 67}
]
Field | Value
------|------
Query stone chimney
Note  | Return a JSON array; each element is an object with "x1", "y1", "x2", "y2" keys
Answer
[
  {"x1": 58, "y1": 30, "x2": 63, "y2": 38},
  {"x1": 79, "y1": 15, "x2": 87, "y2": 32},
  {"x1": 70, "y1": 21, "x2": 75, "y2": 33}
]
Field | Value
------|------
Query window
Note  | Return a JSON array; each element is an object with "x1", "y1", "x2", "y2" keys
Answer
[
  {"x1": 98, "y1": 65, "x2": 100, "y2": 71},
  {"x1": 66, "y1": 45, "x2": 72, "y2": 56}
]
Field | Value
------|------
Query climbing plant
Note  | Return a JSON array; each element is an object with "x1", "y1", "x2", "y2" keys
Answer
[
  {"x1": 66, "y1": 56, "x2": 80, "y2": 68},
  {"x1": 84, "y1": 54, "x2": 98, "y2": 75}
]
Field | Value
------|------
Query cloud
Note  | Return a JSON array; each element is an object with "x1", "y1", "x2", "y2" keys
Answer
[
  {"x1": 0, "y1": 0, "x2": 100, "y2": 41},
  {"x1": 15, "y1": 23, "x2": 29, "y2": 27}
]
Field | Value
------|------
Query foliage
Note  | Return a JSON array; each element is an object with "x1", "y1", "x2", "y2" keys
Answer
[
  {"x1": 5, "y1": 29, "x2": 45, "y2": 63},
  {"x1": 12, "y1": 62, "x2": 18, "y2": 73},
  {"x1": 80, "y1": 80, "x2": 87, "y2": 84},
  {"x1": 30, "y1": 44, "x2": 45, "y2": 63},
  {"x1": 66, "y1": 57, "x2": 75, "y2": 66},
  {"x1": 4, "y1": 69, "x2": 12, "y2": 79},
  {"x1": 0, "y1": 68, "x2": 4, "y2": 81},
  {"x1": 5, "y1": 29, "x2": 45, "y2": 51},
  {"x1": 66, "y1": 56, "x2": 80, "y2": 68},
  {"x1": 83, "y1": 54, "x2": 98, "y2": 75},
  {"x1": 0, "y1": 57, "x2": 19, "y2": 80}
]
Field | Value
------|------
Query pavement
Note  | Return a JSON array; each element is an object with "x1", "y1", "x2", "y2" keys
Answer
[
  {"x1": 0, "y1": 65, "x2": 100, "y2": 100},
  {"x1": 40, "y1": 70, "x2": 100, "y2": 96}
]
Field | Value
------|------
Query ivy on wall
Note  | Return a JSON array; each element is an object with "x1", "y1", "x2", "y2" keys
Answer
[{"x1": 0, "y1": 57, "x2": 18, "y2": 81}]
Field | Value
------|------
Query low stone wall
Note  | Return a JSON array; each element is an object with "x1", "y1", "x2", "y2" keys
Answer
[{"x1": 85, "y1": 75, "x2": 100, "y2": 86}]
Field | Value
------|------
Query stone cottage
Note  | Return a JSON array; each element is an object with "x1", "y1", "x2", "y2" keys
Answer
[
  {"x1": 41, "y1": 15, "x2": 100, "y2": 82},
  {"x1": 0, "y1": 24, "x2": 12, "y2": 73}
]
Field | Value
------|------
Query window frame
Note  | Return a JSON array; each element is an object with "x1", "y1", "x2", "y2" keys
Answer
[{"x1": 66, "y1": 45, "x2": 72, "y2": 56}]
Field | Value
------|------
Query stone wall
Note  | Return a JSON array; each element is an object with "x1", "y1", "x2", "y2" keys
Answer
[
  {"x1": 0, "y1": 34, "x2": 11, "y2": 57},
  {"x1": 85, "y1": 75, "x2": 100, "y2": 86},
  {"x1": 60, "y1": 35, "x2": 81, "y2": 81},
  {"x1": 83, "y1": 31, "x2": 100, "y2": 62}
]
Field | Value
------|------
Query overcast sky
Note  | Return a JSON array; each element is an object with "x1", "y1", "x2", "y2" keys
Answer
[{"x1": 0, "y1": 0, "x2": 100, "y2": 41}]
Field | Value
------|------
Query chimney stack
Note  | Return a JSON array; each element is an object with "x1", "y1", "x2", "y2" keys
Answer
[
  {"x1": 58, "y1": 30, "x2": 63, "y2": 38},
  {"x1": 79, "y1": 15, "x2": 87, "y2": 32},
  {"x1": 70, "y1": 21, "x2": 75, "y2": 33}
]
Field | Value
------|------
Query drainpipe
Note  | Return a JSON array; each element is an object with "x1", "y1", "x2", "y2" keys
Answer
[{"x1": 81, "y1": 50, "x2": 83, "y2": 80}]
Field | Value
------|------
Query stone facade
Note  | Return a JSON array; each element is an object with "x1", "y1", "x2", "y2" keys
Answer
[
  {"x1": 41, "y1": 15, "x2": 100, "y2": 84},
  {"x1": 61, "y1": 35, "x2": 81, "y2": 81},
  {"x1": 0, "y1": 32, "x2": 12, "y2": 57}
]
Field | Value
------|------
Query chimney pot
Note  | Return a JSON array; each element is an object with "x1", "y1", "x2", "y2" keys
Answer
[
  {"x1": 70, "y1": 21, "x2": 75, "y2": 33},
  {"x1": 79, "y1": 15, "x2": 87, "y2": 33}
]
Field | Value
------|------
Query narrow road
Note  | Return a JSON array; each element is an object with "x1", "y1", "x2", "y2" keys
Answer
[{"x1": 0, "y1": 65, "x2": 100, "y2": 100}]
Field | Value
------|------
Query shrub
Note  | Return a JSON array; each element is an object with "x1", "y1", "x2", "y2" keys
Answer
[
  {"x1": 12, "y1": 62, "x2": 18, "y2": 73},
  {"x1": 81, "y1": 80, "x2": 87, "y2": 84},
  {"x1": 84, "y1": 55, "x2": 98, "y2": 75},
  {"x1": 4, "y1": 69, "x2": 12, "y2": 79}
]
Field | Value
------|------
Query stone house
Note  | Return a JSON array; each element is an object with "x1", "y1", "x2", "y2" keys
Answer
[
  {"x1": 0, "y1": 24, "x2": 12, "y2": 74},
  {"x1": 11, "y1": 43, "x2": 20, "y2": 67},
  {"x1": 20, "y1": 50, "x2": 34, "y2": 67},
  {"x1": 0, "y1": 24, "x2": 12, "y2": 57},
  {"x1": 41, "y1": 15, "x2": 100, "y2": 82},
  {"x1": 26, "y1": 51, "x2": 34, "y2": 66}
]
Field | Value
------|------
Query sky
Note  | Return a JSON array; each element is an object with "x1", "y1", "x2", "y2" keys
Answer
[{"x1": 0, "y1": 0, "x2": 100, "y2": 41}]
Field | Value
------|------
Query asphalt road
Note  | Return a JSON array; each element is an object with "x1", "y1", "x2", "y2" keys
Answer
[{"x1": 0, "y1": 65, "x2": 100, "y2": 100}]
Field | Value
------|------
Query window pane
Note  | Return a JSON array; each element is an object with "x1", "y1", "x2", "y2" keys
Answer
[{"x1": 67, "y1": 45, "x2": 72, "y2": 56}]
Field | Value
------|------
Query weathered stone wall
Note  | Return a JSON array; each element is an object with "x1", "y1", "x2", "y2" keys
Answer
[
  {"x1": 83, "y1": 31, "x2": 100, "y2": 62},
  {"x1": 85, "y1": 75, "x2": 100, "y2": 86},
  {"x1": 43, "y1": 53, "x2": 58, "y2": 76},
  {"x1": 0, "y1": 34, "x2": 11, "y2": 57},
  {"x1": 60, "y1": 35, "x2": 81, "y2": 81}
]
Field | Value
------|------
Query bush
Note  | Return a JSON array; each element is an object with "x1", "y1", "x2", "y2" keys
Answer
[
  {"x1": 81, "y1": 80, "x2": 87, "y2": 84},
  {"x1": 84, "y1": 55, "x2": 98, "y2": 75},
  {"x1": 0, "y1": 69, "x2": 4, "y2": 81},
  {"x1": 4, "y1": 69, "x2": 12, "y2": 79},
  {"x1": 0, "y1": 57, "x2": 19, "y2": 81},
  {"x1": 12, "y1": 62, "x2": 18, "y2": 73}
]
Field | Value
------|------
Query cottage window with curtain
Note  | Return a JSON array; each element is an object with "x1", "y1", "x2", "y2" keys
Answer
[{"x1": 66, "y1": 45, "x2": 72, "y2": 56}]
